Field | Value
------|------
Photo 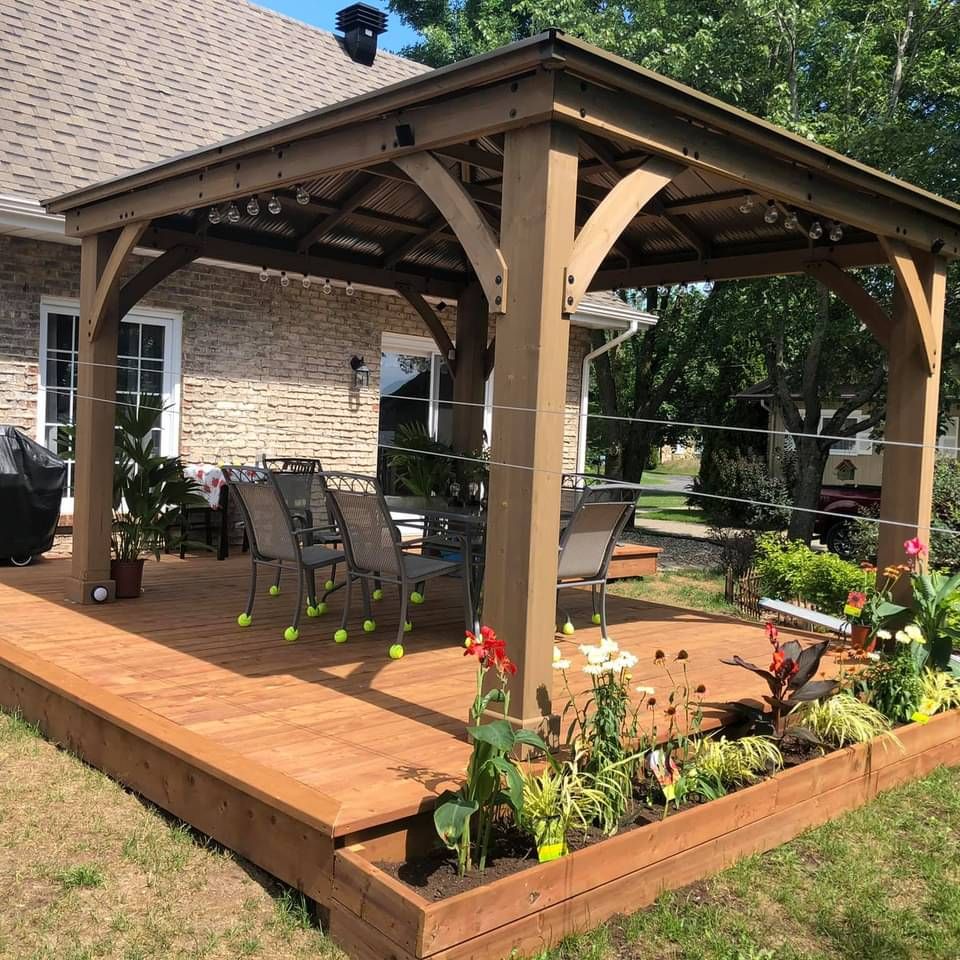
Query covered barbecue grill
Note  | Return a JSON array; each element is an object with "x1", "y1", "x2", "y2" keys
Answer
[{"x1": 0, "y1": 426, "x2": 66, "y2": 565}]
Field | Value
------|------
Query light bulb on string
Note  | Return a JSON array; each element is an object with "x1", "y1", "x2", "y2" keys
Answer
[
  {"x1": 784, "y1": 209, "x2": 799, "y2": 231},
  {"x1": 295, "y1": 185, "x2": 310, "y2": 205},
  {"x1": 808, "y1": 220, "x2": 823, "y2": 240},
  {"x1": 246, "y1": 195, "x2": 260, "y2": 217},
  {"x1": 738, "y1": 195, "x2": 756, "y2": 215},
  {"x1": 208, "y1": 206, "x2": 222, "y2": 224},
  {"x1": 763, "y1": 201, "x2": 779, "y2": 224},
  {"x1": 226, "y1": 202, "x2": 241, "y2": 224},
  {"x1": 280, "y1": 271, "x2": 290, "y2": 288},
  {"x1": 345, "y1": 281, "x2": 355, "y2": 297},
  {"x1": 267, "y1": 194, "x2": 282, "y2": 215},
  {"x1": 322, "y1": 279, "x2": 332, "y2": 294},
  {"x1": 302, "y1": 274, "x2": 312, "y2": 289},
  {"x1": 258, "y1": 266, "x2": 269, "y2": 282},
  {"x1": 829, "y1": 222, "x2": 844, "y2": 242}
]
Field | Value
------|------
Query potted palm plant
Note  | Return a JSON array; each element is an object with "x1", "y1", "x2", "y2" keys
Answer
[{"x1": 110, "y1": 397, "x2": 205, "y2": 597}]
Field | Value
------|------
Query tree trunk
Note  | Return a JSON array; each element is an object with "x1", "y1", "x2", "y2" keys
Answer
[{"x1": 788, "y1": 439, "x2": 830, "y2": 542}]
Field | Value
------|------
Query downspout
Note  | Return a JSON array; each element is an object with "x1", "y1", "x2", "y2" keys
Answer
[{"x1": 576, "y1": 319, "x2": 641, "y2": 474}]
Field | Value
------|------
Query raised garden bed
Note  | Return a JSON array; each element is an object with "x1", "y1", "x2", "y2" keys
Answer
[
  {"x1": 328, "y1": 709, "x2": 960, "y2": 960},
  {"x1": 607, "y1": 543, "x2": 661, "y2": 580}
]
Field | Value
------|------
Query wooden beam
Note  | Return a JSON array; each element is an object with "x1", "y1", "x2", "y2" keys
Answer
[
  {"x1": 647, "y1": 196, "x2": 711, "y2": 260},
  {"x1": 802, "y1": 261, "x2": 892, "y2": 349},
  {"x1": 432, "y1": 143, "x2": 504, "y2": 172},
  {"x1": 556, "y1": 73, "x2": 960, "y2": 254},
  {"x1": 590, "y1": 240, "x2": 886, "y2": 289},
  {"x1": 88, "y1": 222, "x2": 147, "y2": 339},
  {"x1": 61, "y1": 71, "x2": 556, "y2": 236},
  {"x1": 877, "y1": 259, "x2": 947, "y2": 585},
  {"x1": 881, "y1": 238, "x2": 939, "y2": 374},
  {"x1": 119, "y1": 245, "x2": 201, "y2": 317},
  {"x1": 483, "y1": 121, "x2": 580, "y2": 728},
  {"x1": 661, "y1": 189, "x2": 756, "y2": 215},
  {"x1": 144, "y1": 226, "x2": 463, "y2": 298},
  {"x1": 396, "y1": 285, "x2": 456, "y2": 376},
  {"x1": 565, "y1": 156, "x2": 684, "y2": 313},
  {"x1": 296, "y1": 175, "x2": 383, "y2": 252},
  {"x1": 67, "y1": 234, "x2": 121, "y2": 603},
  {"x1": 383, "y1": 217, "x2": 448, "y2": 269},
  {"x1": 394, "y1": 151, "x2": 508, "y2": 313},
  {"x1": 451, "y1": 282, "x2": 488, "y2": 453}
]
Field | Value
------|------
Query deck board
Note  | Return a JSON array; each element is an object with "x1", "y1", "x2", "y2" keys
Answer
[{"x1": 0, "y1": 555, "x2": 803, "y2": 836}]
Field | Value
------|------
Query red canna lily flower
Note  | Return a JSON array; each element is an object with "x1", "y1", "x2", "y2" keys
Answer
[{"x1": 765, "y1": 622, "x2": 779, "y2": 645}]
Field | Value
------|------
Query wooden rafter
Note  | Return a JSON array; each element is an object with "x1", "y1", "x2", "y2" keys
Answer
[
  {"x1": 647, "y1": 196, "x2": 711, "y2": 260},
  {"x1": 396, "y1": 285, "x2": 456, "y2": 376},
  {"x1": 565, "y1": 156, "x2": 684, "y2": 312},
  {"x1": 383, "y1": 216, "x2": 448, "y2": 269},
  {"x1": 394, "y1": 152, "x2": 508, "y2": 313},
  {"x1": 296, "y1": 175, "x2": 383, "y2": 252},
  {"x1": 88, "y1": 222, "x2": 148, "y2": 340},
  {"x1": 802, "y1": 261, "x2": 892, "y2": 349}
]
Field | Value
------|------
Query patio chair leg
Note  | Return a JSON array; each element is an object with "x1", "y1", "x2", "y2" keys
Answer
[
  {"x1": 599, "y1": 580, "x2": 610, "y2": 639},
  {"x1": 591, "y1": 584, "x2": 602, "y2": 626},
  {"x1": 323, "y1": 562, "x2": 337, "y2": 592},
  {"x1": 305, "y1": 569, "x2": 319, "y2": 617},
  {"x1": 283, "y1": 568, "x2": 305, "y2": 643},
  {"x1": 372, "y1": 572, "x2": 383, "y2": 601},
  {"x1": 269, "y1": 567, "x2": 282, "y2": 597},
  {"x1": 335, "y1": 575, "x2": 353, "y2": 643},
  {"x1": 392, "y1": 584, "x2": 410, "y2": 658},
  {"x1": 237, "y1": 559, "x2": 258, "y2": 627},
  {"x1": 361, "y1": 579, "x2": 375, "y2": 632},
  {"x1": 411, "y1": 580, "x2": 426, "y2": 605}
]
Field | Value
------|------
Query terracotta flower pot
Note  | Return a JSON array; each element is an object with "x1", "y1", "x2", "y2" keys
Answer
[
  {"x1": 849, "y1": 623, "x2": 871, "y2": 651},
  {"x1": 111, "y1": 558, "x2": 145, "y2": 599}
]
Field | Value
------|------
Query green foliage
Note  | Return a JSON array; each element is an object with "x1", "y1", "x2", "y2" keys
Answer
[
  {"x1": 789, "y1": 693, "x2": 892, "y2": 748},
  {"x1": 56, "y1": 864, "x2": 104, "y2": 889},
  {"x1": 693, "y1": 450, "x2": 790, "y2": 530},
  {"x1": 909, "y1": 567, "x2": 960, "y2": 671},
  {"x1": 386, "y1": 421, "x2": 453, "y2": 497},
  {"x1": 860, "y1": 635, "x2": 928, "y2": 725},
  {"x1": 689, "y1": 735, "x2": 783, "y2": 789},
  {"x1": 919, "y1": 669, "x2": 960, "y2": 714},
  {"x1": 754, "y1": 534, "x2": 868, "y2": 614}
]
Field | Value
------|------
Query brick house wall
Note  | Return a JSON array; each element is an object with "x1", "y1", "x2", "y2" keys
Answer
[{"x1": 0, "y1": 235, "x2": 588, "y2": 476}]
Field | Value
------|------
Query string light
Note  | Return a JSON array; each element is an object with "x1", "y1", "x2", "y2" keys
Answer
[
  {"x1": 829, "y1": 222, "x2": 844, "y2": 242},
  {"x1": 738, "y1": 195, "x2": 756, "y2": 214},
  {"x1": 267, "y1": 194, "x2": 282, "y2": 215},
  {"x1": 295, "y1": 185, "x2": 311, "y2": 205},
  {"x1": 207, "y1": 206, "x2": 222, "y2": 224},
  {"x1": 226, "y1": 202, "x2": 241, "y2": 224},
  {"x1": 763, "y1": 200, "x2": 779, "y2": 224},
  {"x1": 784, "y1": 209, "x2": 799, "y2": 231},
  {"x1": 302, "y1": 274, "x2": 312, "y2": 289},
  {"x1": 322, "y1": 279, "x2": 332, "y2": 294},
  {"x1": 246, "y1": 195, "x2": 260, "y2": 217},
  {"x1": 345, "y1": 281, "x2": 355, "y2": 297},
  {"x1": 280, "y1": 271, "x2": 290, "y2": 288},
  {"x1": 258, "y1": 266, "x2": 269, "y2": 282},
  {"x1": 808, "y1": 220, "x2": 824, "y2": 240}
]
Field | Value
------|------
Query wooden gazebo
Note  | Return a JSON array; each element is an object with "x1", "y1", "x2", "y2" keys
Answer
[{"x1": 47, "y1": 31, "x2": 960, "y2": 731}]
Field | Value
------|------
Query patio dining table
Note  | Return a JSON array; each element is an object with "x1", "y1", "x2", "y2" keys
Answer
[{"x1": 386, "y1": 495, "x2": 486, "y2": 633}]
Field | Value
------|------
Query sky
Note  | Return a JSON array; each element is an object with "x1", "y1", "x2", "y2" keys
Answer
[{"x1": 256, "y1": 0, "x2": 421, "y2": 53}]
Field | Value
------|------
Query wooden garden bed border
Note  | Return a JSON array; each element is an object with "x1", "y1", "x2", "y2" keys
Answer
[{"x1": 328, "y1": 709, "x2": 960, "y2": 960}]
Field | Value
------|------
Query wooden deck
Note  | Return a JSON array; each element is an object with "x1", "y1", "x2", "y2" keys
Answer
[{"x1": 0, "y1": 554, "x2": 803, "y2": 905}]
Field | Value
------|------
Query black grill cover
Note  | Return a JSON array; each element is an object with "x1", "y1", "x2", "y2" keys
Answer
[{"x1": 0, "y1": 426, "x2": 66, "y2": 560}]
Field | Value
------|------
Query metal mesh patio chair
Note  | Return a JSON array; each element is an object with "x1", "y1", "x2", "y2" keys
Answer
[
  {"x1": 556, "y1": 484, "x2": 637, "y2": 638},
  {"x1": 320, "y1": 472, "x2": 472, "y2": 658},
  {"x1": 222, "y1": 465, "x2": 345, "y2": 642}
]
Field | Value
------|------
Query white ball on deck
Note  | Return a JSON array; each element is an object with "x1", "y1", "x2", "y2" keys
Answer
[{"x1": 92, "y1": 586, "x2": 108, "y2": 603}]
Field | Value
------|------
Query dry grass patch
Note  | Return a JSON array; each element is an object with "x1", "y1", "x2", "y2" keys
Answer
[{"x1": 0, "y1": 710, "x2": 343, "y2": 960}]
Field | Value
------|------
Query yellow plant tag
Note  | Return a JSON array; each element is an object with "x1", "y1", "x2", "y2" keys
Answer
[
  {"x1": 911, "y1": 712, "x2": 930, "y2": 725},
  {"x1": 663, "y1": 784, "x2": 676, "y2": 802},
  {"x1": 843, "y1": 603, "x2": 863, "y2": 617},
  {"x1": 537, "y1": 842, "x2": 566, "y2": 863}
]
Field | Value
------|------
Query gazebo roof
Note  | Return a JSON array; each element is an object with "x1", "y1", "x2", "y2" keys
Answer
[{"x1": 47, "y1": 31, "x2": 960, "y2": 298}]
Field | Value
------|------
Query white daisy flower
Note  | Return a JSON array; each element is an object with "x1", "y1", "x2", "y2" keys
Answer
[
  {"x1": 583, "y1": 663, "x2": 605, "y2": 676},
  {"x1": 552, "y1": 658, "x2": 571, "y2": 670},
  {"x1": 875, "y1": 629, "x2": 892, "y2": 641},
  {"x1": 599, "y1": 637, "x2": 619, "y2": 654},
  {"x1": 866, "y1": 652, "x2": 881, "y2": 662},
  {"x1": 617, "y1": 652, "x2": 638, "y2": 669},
  {"x1": 635, "y1": 685, "x2": 656, "y2": 696},
  {"x1": 587, "y1": 648, "x2": 609, "y2": 665}
]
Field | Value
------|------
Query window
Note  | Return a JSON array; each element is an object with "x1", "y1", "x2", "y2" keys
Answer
[
  {"x1": 36, "y1": 298, "x2": 182, "y2": 508},
  {"x1": 938, "y1": 417, "x2": 960, "y2": 458},
  {"x1": 821, "y1": 409, "x2": 873, "y2": 456}
]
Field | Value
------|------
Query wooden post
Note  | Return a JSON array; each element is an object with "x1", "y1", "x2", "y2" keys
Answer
[
  {"x1": 451, "y1": 281, "x2": 488, "y2": 454},
  {"x1": 67, "y1": 234, "x2": 121, "y2": 603},
  {"x1": 483, "y1": 122, "x2": 579, "y2": 729},
  {"x1": 877, "y1": 253, "x2": 946, "y2": 588}
]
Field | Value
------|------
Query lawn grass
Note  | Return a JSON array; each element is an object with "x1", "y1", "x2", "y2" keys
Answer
[
  {"x1": 649, "y1": 458, "x2": 700, "y2": 477},
  {"x1": 537, "y1": 764, "x2": 960, "y2": 960},
  {"x1": 0, "y1": 709, "x2": 344, "y2": 960},
  {"x1": 636, "y1": 490, "x2": 709, "y2": 526},
  {"x1": 610, "y1": 567, "x2": 735, "y2": 616}
]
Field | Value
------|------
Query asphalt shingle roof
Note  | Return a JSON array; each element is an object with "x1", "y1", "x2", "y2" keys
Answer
[{"x1": 0, "y1": 0, "x2": 429, "y2": 200}]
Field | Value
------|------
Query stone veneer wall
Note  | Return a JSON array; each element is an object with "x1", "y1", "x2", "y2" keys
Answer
[{"x1": 0, "y1": 235, "x2": 588, "y2": 475}]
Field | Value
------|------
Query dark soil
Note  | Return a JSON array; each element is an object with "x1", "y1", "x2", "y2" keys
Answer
[{"x1": 378, "y1": 733, "x2": 840, "y2": 900}]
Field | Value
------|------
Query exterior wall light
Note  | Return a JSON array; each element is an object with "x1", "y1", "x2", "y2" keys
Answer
[{"x1": 350, "y1": 355, "x2": 370, "y2": 388}]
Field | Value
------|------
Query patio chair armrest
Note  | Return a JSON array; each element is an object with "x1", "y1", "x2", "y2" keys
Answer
[{"x1": 295, "y1": 525, "x2": 339, "y2": 539}]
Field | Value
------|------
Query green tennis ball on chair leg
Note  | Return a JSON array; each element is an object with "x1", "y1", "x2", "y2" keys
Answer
[
  {"x1": 306, "y1": 605, "x2": 319, "y2": 618},
  {"x1": 410, "y1": 591, "x2": 424, "y2": 605},
  {"x1": 562, "y1": 619, "x2": 575, "y2": 636},
  {"x1": 404, "y1": 621, "x2": 413, "y2": 633},
  {"x1": 591, "y1": 612, "x2": 602, "y2": 625},
  {"x1": 372, "y1": 588, "x2": 383, "y2": 601},
  {"x1": 334, "y1": 628, "x2": 348, "y2": 643},
  {"x1": 324, "y1": 579, "x2": 335, "y2": 591},
  {"x1": 237, "y1": 613, "x2": 252, "y2": 627},
  {"x1": 316, "y1": 602, "x2": 328, "y2": 615},
  {"x1": 389, "y1": 643, "x2": 404, "y2": 660},
  {"x1": 363, "y1": 619, "x2": 376, "y2": 633},
  {"x1": 283, "y1": 626, "x2": 299, "y2": 643},
  {"x1": 269, "y1": 584, "x2": 280, "y2": 597}
]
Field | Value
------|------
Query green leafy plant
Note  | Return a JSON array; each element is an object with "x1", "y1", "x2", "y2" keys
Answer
[
  {"x1": 918, "y1": 669, "x2": 960, "y2": 716},
  {"x1": 789, "y1": 693, "x2": 892, "y2": 747},
  {"x1": 905, "y1": 538, "x2": 960, "y2": 671},
  {"x1": 433, "y1": 627, "x2": 552, "y2": 875},
  {"x1": 387, "y1": 421, "x2": 453, "y2": 497},
  {"x1": 859, "y1": 624, "x2": 928, "y2": 724},
  {"x1": 722, "y1": 623, "x2": 837, "y2": 737},
  {"x1": 689, "y1": 735, "x2": 783, "y2": 788}
]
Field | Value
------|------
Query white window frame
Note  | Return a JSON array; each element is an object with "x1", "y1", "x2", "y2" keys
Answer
[
  {"x1": 35, "y1": 296, "x2": 183, "y2": 510},
  {"x1": 821, "y1": 408, "x2": 873, "y2": 456}
]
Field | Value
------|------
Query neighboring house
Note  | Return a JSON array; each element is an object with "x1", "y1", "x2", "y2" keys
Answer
[
  {"x1": 0, "y1": 0, "x2": 647, "y2": 514},
  {"x1": 736, "y1": 380, "x2": 960, "y2": 487}
]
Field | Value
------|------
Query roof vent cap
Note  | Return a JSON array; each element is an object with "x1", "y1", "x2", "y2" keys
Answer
[{"x1": 336, "y1": 3, "x2": 387, "y2": 66}]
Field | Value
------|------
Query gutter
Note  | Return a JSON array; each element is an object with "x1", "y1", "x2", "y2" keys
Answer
[{"x1": 576, "y1": 317, "x2": 644, "y2": 474}]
